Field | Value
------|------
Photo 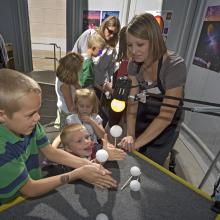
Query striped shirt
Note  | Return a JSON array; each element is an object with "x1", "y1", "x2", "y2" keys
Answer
[{"x1": 0, "y1": 122, "x2": 49, "y2": 203}]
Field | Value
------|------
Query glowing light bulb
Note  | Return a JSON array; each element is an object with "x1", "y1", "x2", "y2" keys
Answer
[{"x1": 111, "y1": 99, "x2": 126, "y2": 112}]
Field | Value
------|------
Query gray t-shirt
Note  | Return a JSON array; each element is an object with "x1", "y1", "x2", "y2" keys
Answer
[{"x1": 128, "y1": 52, "x2": 187, "y2": 91}]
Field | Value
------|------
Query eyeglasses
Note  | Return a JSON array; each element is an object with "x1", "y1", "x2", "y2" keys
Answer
[{"x1": 106, "y1": 27, "x2": 117, "y2": 36}]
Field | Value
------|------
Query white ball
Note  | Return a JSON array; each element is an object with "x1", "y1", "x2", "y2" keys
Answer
[
  {"x1": 129, "y1": 180, "x2": 141, "y2": 191},
  {"x1": 96, "y1": 149, "x2": 109, "y2": 163},
  {"x1": 130, "y1": 166, "x2": 141, "y2": 177},
  {"x1": 110, "y1": 125, "x2": 123, "y2": 138},
  {"x1": 96, "y1": 213, "x2": 109, "y2": 220}
]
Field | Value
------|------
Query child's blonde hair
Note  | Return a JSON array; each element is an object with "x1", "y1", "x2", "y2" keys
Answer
[
  {"x1": 87, "y1": 33, "x2": 106, "y2": 50},
  {"x1": 0, "y1": 69, "x2": 41, "y2": 117},
  {"x1": 74, "y1": 88, "x2": 99, "y2": 114},
  {"x1": 56, "y1": 52, "x2": 83, "y2": 85},
  {"x1": 60, "y1": 123, "x2": 85, "y2": 147}
]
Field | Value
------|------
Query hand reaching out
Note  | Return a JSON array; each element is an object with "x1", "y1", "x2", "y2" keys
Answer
[
  {"x1": 77, "y1": 163, "x2": 117, "y2": 188},
  {"x1": 102, "y1": 134, "x2": 126, "y2": 161},
  {"x1": 118, "y1": 136, "x2": 136, "y2": 152}
]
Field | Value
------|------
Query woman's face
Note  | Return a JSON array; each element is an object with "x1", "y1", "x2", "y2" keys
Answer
[
  {"x1": 127, "y1": 32, "x2": 149, "y2": 63},
  {"x1": 104, "y1": 26, "x2": 118, "y2": 41}
]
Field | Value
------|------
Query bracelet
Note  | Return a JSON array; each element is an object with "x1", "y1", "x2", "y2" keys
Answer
[{"x1": 60, "y1": 175, "x2": 70, "y2": 184}]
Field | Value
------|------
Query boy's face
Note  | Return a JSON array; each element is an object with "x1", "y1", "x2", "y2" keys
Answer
[
  {"x1": 0, "y1": 92, "x2": 41, "y2": 136},
  {"x1": 65, "y1": 128, "x2": 93, "y2": 158},
  {"x1": 92, "y1": 46, "x2": 103, "y2": 57}
]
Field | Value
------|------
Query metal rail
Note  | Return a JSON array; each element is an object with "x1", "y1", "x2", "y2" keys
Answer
[{"x1": 32, "y1": 42, "x2": 61, "y2": 71}]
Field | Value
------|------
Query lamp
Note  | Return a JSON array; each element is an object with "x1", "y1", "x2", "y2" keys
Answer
[{"x1": 111, "y1": 76, "x2": 132, "y2": 112}]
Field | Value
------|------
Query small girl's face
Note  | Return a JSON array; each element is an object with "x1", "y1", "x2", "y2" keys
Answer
[
  {"x1": 65, "y1": 128, "x2": 93, "y2": 157},
  {"x1": 77, "y1": 98, "x2": 94, "y2": 116}
]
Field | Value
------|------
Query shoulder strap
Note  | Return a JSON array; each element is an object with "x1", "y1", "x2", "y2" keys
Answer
[{"x1": 157, "y1": 57, "x2": 163, "y2": 76}]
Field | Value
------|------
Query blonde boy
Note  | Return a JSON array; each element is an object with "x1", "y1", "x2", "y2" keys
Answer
[
  {"x1": 60, "y1": 123, "x2": 126, "y2": 161},
  {"x1": 0, "y1": 69, "x2": 116, "y2": 204},
  {"x1": 80, "y1": 33, "x2": 106, "y2": 88}
]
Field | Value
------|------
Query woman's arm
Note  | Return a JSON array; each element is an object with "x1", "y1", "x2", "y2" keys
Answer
[
  {"x1": 117, "y1": 75, "x2": 139, "y2": 147},
  {"x1": 132, "y1": 86, "x2": 183, "y2": 151},
  {"x1": 60, "y1": 83, "x2": 75, "y2": 113}
]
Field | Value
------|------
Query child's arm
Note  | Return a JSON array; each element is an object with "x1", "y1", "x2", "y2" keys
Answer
[
  {"x1": 80, "y1": 115, "x2": 105, "y2": 139},
  {"x1": 51, "y1": 134, "x2": 61, "y2": 149},
  {"x1": 20, "y1": 163, "x2": 117, "y2": 197},
  {"x1": 102, "y1": 134, "x2": 126, "y2": 161},
  {"x1": 60, "y1": 83, "x2": 75, "y2": 113},
  {"x1": 41, "y1": 144, "x2": 90, "y2": 168},
  {"x1": 80, "y1": 59, "x2": 94, "y2": 88}
]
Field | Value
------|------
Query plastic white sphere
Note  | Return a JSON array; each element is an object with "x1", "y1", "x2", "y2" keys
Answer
[
  {"x1": 129, "y1": 180, "x2": 141, "y2": 191},
  {"x1": 96, "y1": 213, "x2": 109, "y2": 220},
  {"x1": 130, "y1": 166, "x2": 141, "y2": 177},
  {"x1": 110, "y1": 125, "x2": 123, "y2": 138},
  {"x1": 96, "y1": 149, "x2": 109, "y2": 163}
]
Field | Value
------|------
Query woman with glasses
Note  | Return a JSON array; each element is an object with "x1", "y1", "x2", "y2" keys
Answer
[{"x1": 72, "y1": 16, "x2": 121, "y2": 126}]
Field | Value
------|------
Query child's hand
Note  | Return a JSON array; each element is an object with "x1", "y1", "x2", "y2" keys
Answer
[
  {"x1": 106, "y1": 146, "x2": 126, "y2": 161},
  {"x1": 79, "y1": 114, "x2": 92, "y2": 124},
  {"x1": 77, "y1": 164, "x2": 117, "y2": 188},
  {"x1": 102, "y1": 134, "x2": 126, "y2": 161}
]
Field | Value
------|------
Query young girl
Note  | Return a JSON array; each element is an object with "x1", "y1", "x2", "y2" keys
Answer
[
  {"x1": 66, "y1": 88, "x2": 104, "y2": 143},
  {"x1": 55, "y1": 52, "x2": 83, "y2": 129},
  {"x1": 60, "y1": 124, "x2": 126, "y2": 161}
]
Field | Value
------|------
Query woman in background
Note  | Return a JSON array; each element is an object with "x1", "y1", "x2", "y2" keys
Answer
[{"x1": 72, "y1": 16, "x2": 121, "y2": 126}]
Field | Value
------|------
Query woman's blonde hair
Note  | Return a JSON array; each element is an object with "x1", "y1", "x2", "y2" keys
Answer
[
  {"x1": 97, "y1": 16, "x2": 121, "y2": 48},
  {"x1": 127, "y1": 13, "x2": 167, "y2": 63},
  {"x1": 56, "y1": 52, "x2": 83, "y2": 85},
  {"x1": 0, "y1": 69, "x2": 41, "y2": 117},
  {"x1": 60, "y1": 123, "x2": 85, "y2": 147},
  {"x1": 74, "y1": 88, "x2": 99, "y2": 114}
]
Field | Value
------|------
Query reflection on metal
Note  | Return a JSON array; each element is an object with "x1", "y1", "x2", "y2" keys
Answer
[
  {"x1": 199, "y1": 150, "x2": 220, "y2": 189},
  {"x1": 181, "y1": 123, "x2": 220, "y2": 188},
  {"x1": 32, "y1": 42, "x2": 61, "y2": 71}
]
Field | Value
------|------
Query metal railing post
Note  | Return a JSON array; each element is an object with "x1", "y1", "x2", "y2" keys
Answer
[{"x1": 32, "y1": 42, "x2": 62, "y2": 71}]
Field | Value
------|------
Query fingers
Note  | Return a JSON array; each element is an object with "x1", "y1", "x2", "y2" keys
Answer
[
  {"x1": 81, "y1": 165, "x2": 117, "y2": 188},
  {"x1": 102, "y1": 134, "x2": 108, "y2": 149},
  {"x1": 94, "y1": 174, "x2": 117, "y2": 188},
  {"x1": 99, "y1": 164, "x2": 112, "y2": 175},
  {"x1": 118, "y1": 136, "x2": 135, "y2": 152},
  {"x1": 106, "y1": 147, "x2": 126, "y2": 161}
]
